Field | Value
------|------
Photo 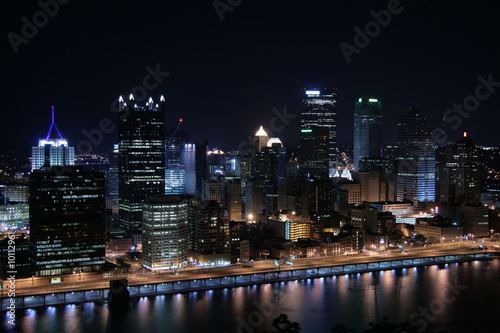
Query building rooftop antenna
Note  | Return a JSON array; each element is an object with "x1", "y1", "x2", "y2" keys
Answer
[{"x1": 45, "y1": 106, "x2": 63, "y2": 140}]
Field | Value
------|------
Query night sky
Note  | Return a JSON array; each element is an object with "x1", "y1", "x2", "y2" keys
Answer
[{"x1": 2, "y1": 0, "x2": 500, "y2": 156}]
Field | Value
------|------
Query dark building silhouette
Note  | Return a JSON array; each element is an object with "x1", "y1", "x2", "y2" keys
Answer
[
  {"x1": 195, "y1": 142, "x2": 208, "y2": 198},
  {"x1": 244, "y1": 179, "x2": 266, "y2": 219},
  {"x1": 299, "y1": 126, "x2": 330, "y2": 179},
  {"x1": 304, "y1": 179, "x2": 335, "y2": 224},
  {"x1": 251, "y1": 152, "x2": 271, "y2": 182},
  {"x1": 189, "y1": 201, "x2": 230, "y2": 255},
  {"x1": 438, "y1": 133, "x2": 480, "y2": 205},
  {"x1": 353, "y1": 97, "x2": 382, "y2": 171},
  {"x1": 278, "y1": 177, "x2": 307, "y2": 214},
  {"x1": 29, "y1": 166, "x2": 105, "y2": 276}
]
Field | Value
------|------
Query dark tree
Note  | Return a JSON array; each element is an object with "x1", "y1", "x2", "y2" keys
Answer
[{"x1": 263, "y1": 314, "x2": 301, "y2": 333}]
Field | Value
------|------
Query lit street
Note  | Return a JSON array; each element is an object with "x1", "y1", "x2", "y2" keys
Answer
[{"x1": 5, "y1": 241, "x2": 497, "y2": 298}]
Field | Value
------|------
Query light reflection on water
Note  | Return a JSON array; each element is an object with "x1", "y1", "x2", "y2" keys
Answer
[{"x1": 4, "y1": 259, "x2": 500, "y2": 333}]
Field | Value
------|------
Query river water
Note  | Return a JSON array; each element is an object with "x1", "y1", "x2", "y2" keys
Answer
[{"x1": 4, "y1": 259, "x2": 500, "y2": 333}]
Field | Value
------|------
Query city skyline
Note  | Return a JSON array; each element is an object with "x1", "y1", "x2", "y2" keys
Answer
[
  {"x1": 2, "y1": 1, "x2": 500, "y2": 156},
  {"x1": 2, "y1": 1, "x2": 500, "y2": 332}
]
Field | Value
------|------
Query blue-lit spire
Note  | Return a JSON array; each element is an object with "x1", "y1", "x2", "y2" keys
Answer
[{"x1": 46, "y1": 106, "x2": 63, "y2": 140}]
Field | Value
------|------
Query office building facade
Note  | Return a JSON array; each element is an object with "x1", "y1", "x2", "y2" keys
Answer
[
  {"x1": 396, "y1": 108, "x2": 435, "y2": 203},
  {"x1": 299, "y1": 126, "x2": 330, "y2": 179},
  {"x1": 29, "y1": 166, "x2": 105, "y2": 276},
  {"x1": 118, "y1": 95, "x2": 166, "y2": 230},
  {"x1": 165, "y1": 129, "x2": 189, "y2": 195},
  {"x1": 189, "y1": 201, "x2": 230, "y2": 255},
  {"x1": 353, "y1": 97, "x2": 382, "y2": 171},
  {"x1": 300, "y1": 88, "x2": 337, "y2": 169},
  {"x1": 142, "y1": 196, "x2": 189, "y2": 271},
  {"x1": 438, "y1": 134, "x2": 480, "y2": 205}
]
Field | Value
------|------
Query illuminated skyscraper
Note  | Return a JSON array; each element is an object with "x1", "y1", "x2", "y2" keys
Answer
[
  {"x1": 207, "y1": 148, "x2": 225, "y2": 177},
  {"x1": 118, "y1": 95, "x2": 166, "y2": 231},
  {"x1": 396, "y1": 108, "x2": 435, "y2": 203},
  {"x1": 142, "y1": 196, "x2": 189, "y2": 271},
  {"x1": 165, "y1": 128, "x2": 189, "y2": 195},
  {"x1": 181, "y1": 143, "x2": 196, "y2": 195},
  {"x1": 300, "y1": 88, "x2": 337, "y2": 169},
  {"x1": 353, "y1": 97, "x2": 382, "y2": 171},
  {"x1": 29, "y1": 166, "x2": 105, "y2": 276},
  {"x1": 255, "y1": 125, "x2": 269, "y2": 153},
  {"x1": 31, "y1": 106, "x2": 74, "y2": 171}
]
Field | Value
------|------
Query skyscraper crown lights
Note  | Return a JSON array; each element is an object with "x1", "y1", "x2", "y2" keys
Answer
[
  {"x1": 38, "y1": 106, "x2": 68, "y2": 147},
  {"x1": 118, "y1": 94, "x2": 165, "y2": 111}
]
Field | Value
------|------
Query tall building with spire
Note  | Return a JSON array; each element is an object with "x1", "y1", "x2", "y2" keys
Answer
[
  {"x1": 118, "y1": 95, "x2": 166, "y2": 231},
  {"x1": 31, "y1": 106, "x2": 74, "y2": 171},
  {"x1": 353, "y1": 97, "x2": 382, "y2": 171},
  {"x1": 300, "y1": 88, "x2": 337, "y2": 169}
]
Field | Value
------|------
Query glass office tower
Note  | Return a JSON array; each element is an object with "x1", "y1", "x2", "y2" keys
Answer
[
  {"x1": 165, "y1": 129, "x2": 189, "y2": 195},
  {"x1": 181, "y1": 143, "x2": 196, "y2": 195},
  {"x1": 353, "y1": 97, "x2": 382, "y2": 171},
  {"x1": 396, "y1": 108, "x2": 435, "y2": 203},
  {"x1": 300, "y1": 88, "x2": 337, "y2": 170},
  {"x1": 118, "y1": 95, "x2": 166, "y2": 231}
]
